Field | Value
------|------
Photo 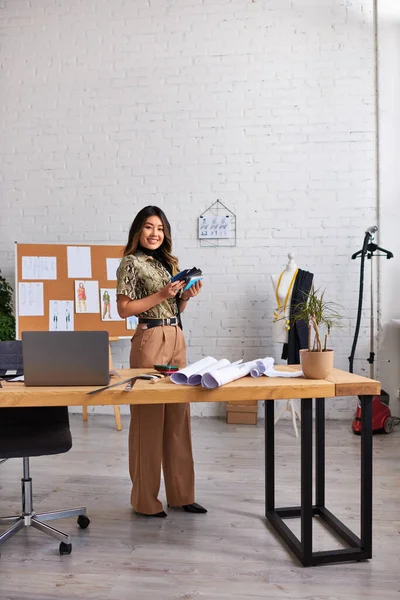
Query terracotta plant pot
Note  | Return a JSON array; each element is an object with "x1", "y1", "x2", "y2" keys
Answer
[{"x1": 300, "y1": 349, "x2": 334, "y2": 379}]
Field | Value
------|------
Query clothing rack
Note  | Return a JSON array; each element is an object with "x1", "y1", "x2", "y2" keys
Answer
[{"x1": 349, "y1": 231, "x2": 393, "y2": 378}]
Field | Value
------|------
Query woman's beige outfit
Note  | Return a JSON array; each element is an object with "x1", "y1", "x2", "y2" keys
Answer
[{"x1": 117, "y1": 251, "x2": 195, "y2": 514}]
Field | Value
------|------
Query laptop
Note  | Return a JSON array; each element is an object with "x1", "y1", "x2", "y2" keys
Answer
[{"x1": 22, "y1": 331, "x2": 110, "y2": 387}]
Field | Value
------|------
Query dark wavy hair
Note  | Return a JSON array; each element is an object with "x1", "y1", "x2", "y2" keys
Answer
[{"x1": 123, "y1": 206, "x2": 179, "y2": 275}]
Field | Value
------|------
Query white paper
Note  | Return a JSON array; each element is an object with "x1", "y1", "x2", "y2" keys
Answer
[
  {"x1": 264, "y1": 368, "x2": 303, "y2": 378},
  {"x1": 106, "y1": 258, "x2": 121, "y2": 281},
  {"x1": 250, "y1": 357, "x2": 275, "y2": 377},
  {"x1": 126, "y1": 316, "x2": 138, "y2": 330},
  {"x1": 100, "y1": 288, "x2": 123, "y2": 321},
  {"x1": 8, "y1": 375, "x2": 24, "y2": 382},
  {"x1": 188, "y1": 359, "x2": 232, "y2": 386},
  {"x1": 18, "y1": 282, "x2": 44, "y2": 316},
  {"x1": 199, "y1": 215, "x2": 233, "y2": 239},
  {"x1": 74, "y1": 280, "x2": 100, "y2": 314},
  {"x1": 170, "y1": 357, "x2": 218, "y2": 385},
  {"x1": 256, "y1": 357, "x2": 275, "y2": 373},
  {"x1": 201, "y1": 360, "x2": 258, "y2": 389},
  {"x1": 49, "y1": 300, "x2": 74, "y2": 331},
  {"x1": 67, "y1": 246, "x2": 92, "y2": 279},
  {"x1": 22, "y1": 256, "x2": 57, "y2": 280}
]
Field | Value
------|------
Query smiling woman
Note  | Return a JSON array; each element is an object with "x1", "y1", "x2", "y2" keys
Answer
[
  {"x1": 116, "y1": 208, "x2": 183, "y2": 321},
  {"x1": 116, "y1": 206, "x2": 205, "y2": 518}
]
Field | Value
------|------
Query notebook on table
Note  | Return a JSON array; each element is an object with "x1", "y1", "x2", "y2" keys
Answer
[{"x1": 22, "y1": 331, "x2": 110, "y2": 387}]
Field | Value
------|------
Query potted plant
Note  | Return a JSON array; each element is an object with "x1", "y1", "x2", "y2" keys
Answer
[
  {"x1": 0, "y1": 270, "x2": 16, "y2": 341},
  {"x1": 292, "y1": 286, "x2": 342, "y2": 379}
]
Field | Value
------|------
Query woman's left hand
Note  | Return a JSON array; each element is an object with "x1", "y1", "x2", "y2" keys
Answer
[{"x1": 181, "y1": 280, "x2": 202, "y2": 301}]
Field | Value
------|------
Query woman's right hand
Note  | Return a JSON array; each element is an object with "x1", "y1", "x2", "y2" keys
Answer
[{"x1": 159, "y1": 280, "x2": 185, "y2": 300}]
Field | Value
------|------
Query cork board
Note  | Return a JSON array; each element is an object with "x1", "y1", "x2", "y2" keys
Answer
[{"x1": 15, "y1": 243, "x2": 131, "y2": 339}]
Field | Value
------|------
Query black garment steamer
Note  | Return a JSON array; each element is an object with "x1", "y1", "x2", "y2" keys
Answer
[{"x1": 349, "y1": 226, "x2": 399, "y2": 433}]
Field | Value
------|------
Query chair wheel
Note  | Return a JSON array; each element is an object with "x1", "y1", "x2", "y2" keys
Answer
[
  {"x1": 77, "y1": 515, "x2": 90, "y2": 529},
  {"x1": 59, "y1": 542, "x2": 72, "y2": 555}
]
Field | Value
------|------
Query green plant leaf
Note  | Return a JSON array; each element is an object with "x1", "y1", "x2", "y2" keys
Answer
[
  {"x1": 289, "y1": 286, "x2": 343, "y2": 352},
  {"x1": 0, "y1": 315, "x2": 16, "y2": 341},
  {"x1": 0, "y1": 270, "x2": 16, "y2": 340}
]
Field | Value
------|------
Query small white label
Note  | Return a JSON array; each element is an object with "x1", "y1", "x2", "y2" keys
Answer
[{"x1": 5, "y1": 370, "x2": 17, "y2": 376}]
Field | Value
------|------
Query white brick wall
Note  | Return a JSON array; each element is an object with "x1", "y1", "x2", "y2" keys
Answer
[
  {"x1": 0, "y1": 0, "x2": 377, "y2": 418},
  {"x1": 377, "y1": 6, "x2": 400, "y2": 417}
]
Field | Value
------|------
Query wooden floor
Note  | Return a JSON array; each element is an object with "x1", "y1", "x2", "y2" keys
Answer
[{"x1": 0, "y1": 415, "x2": 399, "y2": 600}]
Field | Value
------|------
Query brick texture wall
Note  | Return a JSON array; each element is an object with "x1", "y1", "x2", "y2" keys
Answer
[{"x1": 0, "y1": 0, "x2": 376, "y2": 418}]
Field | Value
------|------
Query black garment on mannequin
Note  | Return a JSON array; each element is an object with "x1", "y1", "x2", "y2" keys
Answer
[{"x1": 281, "y1": 269, "x2": 314, "y2": 364}]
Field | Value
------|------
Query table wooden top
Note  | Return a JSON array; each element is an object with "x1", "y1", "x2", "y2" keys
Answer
[
  {"x1": 326, "y1": 368, "x2": 380, "y2": 397},
  {"x1": 0, "y1": 366, "x2": 380, "y2": 408}
]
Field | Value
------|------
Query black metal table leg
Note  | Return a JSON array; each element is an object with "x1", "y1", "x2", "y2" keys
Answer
[
  {"x1": 301, "y1": 398, "x2": 313, "y2": 565},
  {"x1": 265, "y1": 399, "x2": 302, "y2": 558},
  {"x1": 361, "y1": 395, "x2": 373, "y2": 558},
  {"x1": 264, "y1": 394, "x2": 373, "y2": 566},
  {"x1": 315, "y1": 398, "x2": 325, "y2": 508},
  {"x1": 265, "y1": 400, "x2": 275, "y2": 514}
]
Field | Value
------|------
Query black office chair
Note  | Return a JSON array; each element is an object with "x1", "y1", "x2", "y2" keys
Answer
[
  {"x1": 0, "y1": 343, "x2": 90, "y2": 556},
  {"x1": 0, "y1": 340, "x2": 24, "y2": 379}
]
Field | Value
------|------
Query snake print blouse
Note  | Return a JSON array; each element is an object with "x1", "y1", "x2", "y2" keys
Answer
[{"x1": 116, "y1": 251, "x2": 177, "y2": 319}]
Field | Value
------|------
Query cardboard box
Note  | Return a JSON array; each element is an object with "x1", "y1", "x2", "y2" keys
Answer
[
  {"x1": 227, "y1": 400, "x2": 257, "y2": 407},
  {"x1": 226, "y1": 403, "x2": 258, "y2": 413},
  {"x1": 226, "y1": 411, "x2": 258, "y2": 425}
]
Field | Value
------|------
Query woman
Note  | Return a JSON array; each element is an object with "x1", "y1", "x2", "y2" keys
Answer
[
  {"x1": 102, "y1": 290, "x2": 111, "y2": 319},
  {"x1": 77, "y1": 282, "x2": 87, "y2": 312},
  {"x1": 116, "y1": 206, "x2": 206, "y2": 518}
]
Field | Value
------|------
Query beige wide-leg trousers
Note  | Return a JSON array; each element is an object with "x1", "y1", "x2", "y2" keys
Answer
[{"x1": 129, "y1": 324, "x2": 195, "y2": 514}]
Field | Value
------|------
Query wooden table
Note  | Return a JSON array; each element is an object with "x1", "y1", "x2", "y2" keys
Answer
[{"x1": 0, "y1": 367, "x2": 380, "y2": 567}]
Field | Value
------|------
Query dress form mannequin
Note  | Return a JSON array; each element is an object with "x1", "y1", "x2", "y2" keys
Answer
[
  {"x1": 270, "y1": 253, "x2": 301, "y2": 437},
  {"x1": 270, "y1": 253, "x2": 298, "y2": 343}
]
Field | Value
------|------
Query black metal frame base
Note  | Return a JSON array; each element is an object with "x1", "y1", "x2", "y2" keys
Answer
[{"x1": 265, "y1": 396, "x2": 373, "y2": 567}]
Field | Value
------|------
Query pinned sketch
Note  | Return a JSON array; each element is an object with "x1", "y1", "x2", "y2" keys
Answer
[
  {"x1": 22, "y1": 256, "x2": 57, "y2": 280},
  {"x1": 106, "y1": 258, "x2": 122, "y2": 281},
  {"x1": 67, "y1": 246, "x2": 92, "y2": 279},
  {"x1": 126, "y1": 316, "x2": 138, "y2": 330},
  {"x1": 199, "y1": 215, "x2": 233, "y2": 239},
  {"x1": 49, "y1": 300, "x2": 74, "y2": 331},
  {"x1": 18, "y1": 282, "x2": 44, "y2": 316},
  {"x1": 100, "y1": 288, "x2": 123, "y2": 321},
  {"x1": 74, "y1": 280, "x2": 99, "y2": 314}
]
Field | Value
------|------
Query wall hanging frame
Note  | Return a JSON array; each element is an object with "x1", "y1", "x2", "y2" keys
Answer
[{"x1": 198, "y1": 200, "x2": 236, "y2": 247}]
